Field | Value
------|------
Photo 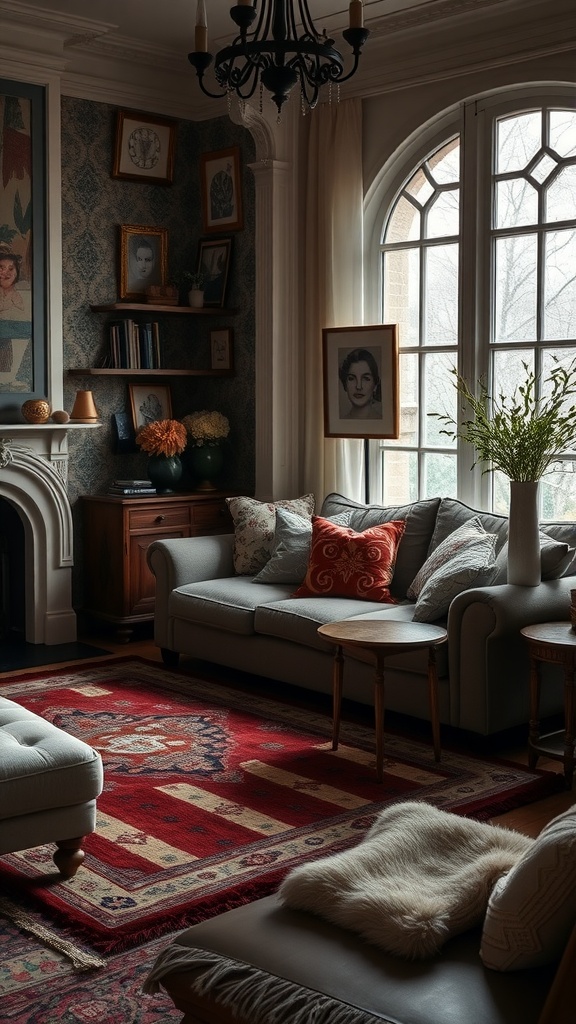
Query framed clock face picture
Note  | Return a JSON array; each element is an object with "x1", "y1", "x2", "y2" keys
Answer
[{"x1": 112, "y1": 109, "x2": 177, "y2": 185}]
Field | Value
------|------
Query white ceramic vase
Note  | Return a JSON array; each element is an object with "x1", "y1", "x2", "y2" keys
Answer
[
  {"x1": 507, "y1": 479, "x2": 541, "y2": 586},
  {"x1": 188, "y1": 289, "x2": 204, "y2": 308}
]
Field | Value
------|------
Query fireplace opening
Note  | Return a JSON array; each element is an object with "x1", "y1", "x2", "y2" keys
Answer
[{"x1": 0, "y1": 498, "x2": 26, "y2": 643}]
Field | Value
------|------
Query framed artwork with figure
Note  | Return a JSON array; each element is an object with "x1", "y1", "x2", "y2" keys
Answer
[
  {"x1": 200, "y1": 147, "x2": 243, "y2": 233},
  {"x1": 129, "y1": 383, "x2": 172, "y2": 432},
  {"x1": 197, "y1": 238, "x2": 232, "y2": 308},
  {"x1": 120, "y1": 224, "x2": 167, "y2": 301},
  {"x1": 210, "y1": 327, "x2": 234, "y2": 373},
  {"x1": 323, "y1": 324, "x2": 399, "y2": 439}
]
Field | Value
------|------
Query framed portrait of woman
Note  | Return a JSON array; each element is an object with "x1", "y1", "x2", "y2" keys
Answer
[
  {"x1": 120, "y1": 224, "x2": 167, "y2": 301},
  {"x1": 323, "y1": 324, "x2": 399, "y2": 439}
]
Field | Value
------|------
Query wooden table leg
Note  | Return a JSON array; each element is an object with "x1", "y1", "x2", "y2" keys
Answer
[
  {"x1": 528, "y1": 653, "x2": 541, "y2": 770},
  {"x1": 332, "y1": 645, "x2": 344, "y2": 751},
  {"x1": 427, "y1": 644, "x2": 441, "y2": 762},
  {"x1": 563, "y1": 662, "x2": 575, "y2": 789},
  {"x1": 374, "y1": 652, "x2": 385, "y2": 783}
]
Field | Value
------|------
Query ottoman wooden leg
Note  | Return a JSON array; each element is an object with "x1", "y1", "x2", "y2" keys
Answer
[
  {"x1": 374, "y1": 653, "x2": 385, "y2": 782},
  {"x1": 332, "y1": 645, "x2": 344, "y2": 751},
  {"x1": 53, "y1": 837, "x2": 86, "y2": 878}
]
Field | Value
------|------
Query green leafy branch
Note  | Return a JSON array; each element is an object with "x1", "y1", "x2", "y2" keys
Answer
[{"x1": 430, "y1": 359, "x2": 576, "y2": 481}]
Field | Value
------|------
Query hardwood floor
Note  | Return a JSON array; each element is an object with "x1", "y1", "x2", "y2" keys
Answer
[{"x1": 1, "y1": 627, "x2": 574, "y2": 837}]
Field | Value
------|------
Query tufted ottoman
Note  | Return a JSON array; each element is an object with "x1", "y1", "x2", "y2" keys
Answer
[{"x1": 0, "y1": 696, "x2": 103, "y2": 877}]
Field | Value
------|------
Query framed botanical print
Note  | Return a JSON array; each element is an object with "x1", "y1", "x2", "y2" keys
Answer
[
  {"x1": 323, "y1": 324, "x2": 399, "y2": 439},
  {"x1": 0, "y1": 79, "x2": 46, "y2": 407},
  {"x1": 112, "y1": 109, "x2": 177, "y2": 185},
  {"x1": 119, "y1": 224, "x2": 168, "y2": 301},
  {"x1": 200, "y1": 147, "x2": 243, "y2": 233}
]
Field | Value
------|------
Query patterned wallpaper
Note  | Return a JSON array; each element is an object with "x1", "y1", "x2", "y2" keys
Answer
[{"x1": 60, "y1": 96, "x2": 256, "y2": 607}]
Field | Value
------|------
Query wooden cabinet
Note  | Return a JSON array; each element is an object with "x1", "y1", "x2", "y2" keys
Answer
[{"x1": 81, "y1": 492, "x2": 233, "y2": 639}]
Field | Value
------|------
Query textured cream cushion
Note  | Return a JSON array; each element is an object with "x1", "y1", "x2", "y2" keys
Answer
[
  {"x1": 226, "y1": 494, "x2": 315, "y2": 575},
  {"x1": 279, "y1": 800, "x2": 532, "y2": 960},
  {"x1": 407, "y1": 517, "x2": 493, "y2": 601},
  {"x1": 480, "y1": 805, "x2": 576, "y2": 971},
  {"x1": 413, "y1": 534, "x2": 497, "y2": 622}
]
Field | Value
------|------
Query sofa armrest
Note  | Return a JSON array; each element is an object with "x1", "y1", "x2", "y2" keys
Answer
[
  {"x1": 446, "y1": 576, "x2": 575, "y2": 732},
  {"x1": 147, "y1": 533, "x2": 235, "y2": 651}
]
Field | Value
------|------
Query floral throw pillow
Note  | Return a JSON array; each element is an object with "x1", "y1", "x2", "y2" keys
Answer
[
  {"x1": 293, "y1": 516, "x2": 406, "y2": 602},
  {"x1": 226, "y1": 494, "x2": 315, "y2": 575}
]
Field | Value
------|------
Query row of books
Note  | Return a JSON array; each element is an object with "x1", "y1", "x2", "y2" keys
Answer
[
  {"x1": 108, "y1": 479, "x2": 157, "y2": 496},
  {"x1": 106, "y1": 319, "x2": 162, "y2": 369}
]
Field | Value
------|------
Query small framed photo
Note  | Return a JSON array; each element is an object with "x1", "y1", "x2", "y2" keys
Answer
[
  {"x1": 129, "y1": 383, "x2": 172, "y2": 432},
  {"x1": 210, "y1": 328, "x2": 234, "y2": 373},
  {"x1": 120, "y1": 224, "x2": 167, "y2": 301},
  {"x1": 200, "y1": 147, "x2": 243, "y2": 232},
  {"x1": 323, "y1": 324, "x2": 399, "y2": 439},
  {"x1": 112, "y1": 109, "x2": 177, "y2": 185},
  {"x1": 197, "y1": 237, "x2": 232, "y2": 308}
]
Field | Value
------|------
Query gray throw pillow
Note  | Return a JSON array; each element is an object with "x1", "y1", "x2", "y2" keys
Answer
[
  {"x1": 253, "y1": 508, "x2": 351, "y2": 584},
  {"x1": 491, "y1": 531, "x2": 575, "y2": 584}
]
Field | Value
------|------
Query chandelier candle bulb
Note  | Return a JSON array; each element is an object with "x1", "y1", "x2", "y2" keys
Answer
[
  {"x1": 349, "y1": 0, "x2": 364, "y2": 29},
  {"x1": 195, "y1": 0, "x2": 207, "y2": 51}
]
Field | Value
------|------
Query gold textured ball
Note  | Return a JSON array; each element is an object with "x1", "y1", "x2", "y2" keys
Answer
[
  {"x1": 21, "y1": 399, "x2": 51, "y2": 424},
  {"x1": 52, "y1": 409, "x2": 71, "y2": 424}
]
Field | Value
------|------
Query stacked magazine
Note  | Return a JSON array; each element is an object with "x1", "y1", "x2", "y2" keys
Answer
[{"x1": 108, "y1": 479, "x2": 157, "y2": 496}]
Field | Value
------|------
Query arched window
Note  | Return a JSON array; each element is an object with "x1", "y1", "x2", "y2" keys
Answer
[{"x1": 371, "y1": 88, "x2": 576, "y2": 521}]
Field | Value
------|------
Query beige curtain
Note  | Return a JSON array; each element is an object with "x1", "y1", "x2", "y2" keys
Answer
[{"x1": 302, "y1": 98, "x2": 365, "y2": 506}]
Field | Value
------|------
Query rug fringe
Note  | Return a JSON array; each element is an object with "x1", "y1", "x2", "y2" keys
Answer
[
  {"x1": 144, "y1": 944, "x2": 389, "y2": 1024},
  {"x1": 0, "y1": 897, "x2": 106, "y2": 970}
]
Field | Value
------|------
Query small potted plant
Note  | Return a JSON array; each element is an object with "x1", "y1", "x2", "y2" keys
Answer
[{"x1": 181, "y1": 270, "x2": 205, "y2": 308}]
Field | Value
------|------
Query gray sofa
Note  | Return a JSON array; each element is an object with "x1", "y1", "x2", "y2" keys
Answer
[{"x1": 147, "y1": 493, "x2": 576, "y2": 736}]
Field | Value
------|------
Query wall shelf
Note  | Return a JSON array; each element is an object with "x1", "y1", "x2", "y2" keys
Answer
[
  {"x1": 90, "y1": 303, "x2": 237, "y2": 315},
  {"x1": 68, "y1": 368, "x2": 230, "y2": 377}
]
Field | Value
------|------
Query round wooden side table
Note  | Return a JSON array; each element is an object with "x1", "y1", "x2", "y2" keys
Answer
[
  {"x1": 520, "y1": 621, "x2": 576, "y2": 789},
  {"x1": 317, "y1": 619, "x2": 448, "y2": 782}
]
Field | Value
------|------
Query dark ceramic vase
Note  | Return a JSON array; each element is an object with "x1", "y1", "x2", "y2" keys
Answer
[
  {"x1": 188, "y1": 444, "x2": 224, "y2": 491},
  {"x1": 147, "y1": 454, "x2": 183, "y2": 495}
]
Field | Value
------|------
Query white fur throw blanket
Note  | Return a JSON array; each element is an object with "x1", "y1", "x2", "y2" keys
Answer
[{"x1": 278, "y1": 800, "x2": 533, "y2": 960}]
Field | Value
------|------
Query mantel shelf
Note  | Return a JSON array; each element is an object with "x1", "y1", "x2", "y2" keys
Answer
[{"x1": 90, "y1": 303, "x2": 237, "y2": 315}]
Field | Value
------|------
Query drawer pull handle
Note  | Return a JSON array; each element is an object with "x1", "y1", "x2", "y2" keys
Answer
[{"x1": 155, "y1": 515, "x2": 166, "y2": 523}]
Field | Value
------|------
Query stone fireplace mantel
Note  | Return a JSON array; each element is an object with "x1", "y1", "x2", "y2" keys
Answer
[{"x1": 0, "y1": 424, "x2": 100, "y2": 645}]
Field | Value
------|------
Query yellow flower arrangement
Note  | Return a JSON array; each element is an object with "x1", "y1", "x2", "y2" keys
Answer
[
  {"x1": 136, "y1": 419, "x2": 187, "y2": 457},
  {"x1": 182, "y1": 410, "x2": 230, "y2": 447}
]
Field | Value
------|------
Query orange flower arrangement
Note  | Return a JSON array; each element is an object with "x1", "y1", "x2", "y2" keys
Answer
[{"x1": 136, "y1": 419, "x2": 187, "y2": 457}]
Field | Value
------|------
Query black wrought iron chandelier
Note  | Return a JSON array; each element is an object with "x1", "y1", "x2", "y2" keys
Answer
[{"x1": 189, "y1": 1, "x2": 369, "y2": 116}]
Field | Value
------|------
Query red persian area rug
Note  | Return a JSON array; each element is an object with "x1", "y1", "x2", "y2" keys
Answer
[{"x1": 0, "y1": 658, "x2": 562, "y2": 956}]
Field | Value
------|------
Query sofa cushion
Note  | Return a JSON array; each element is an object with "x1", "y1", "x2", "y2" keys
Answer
[
  {"x1": 293, "y1": 517, "x2": 406, "y2": 603},
  {"x1": 430, "y1": 497, "x2": 576, "y2": 578},
  {"x1": 490, "y1": 531, "x2": 575, "y2": 584},
  {"x1": 413, "y1": 535, "x2": 498, "y2": 622},
  {"x1": 226, "y1": 494, "x2": 315, "y2": 575},
  {"x1": 408, "y1": 517, "x2": 493, "y2": 601},
  {"x1": 170, "y1": 578, "x2": 295, "y2": 635},
  {"x1": 320, "y1": 494, "x2": 441, "y2": 598},
  {"x1": 480, "y1": 804, "x2": 576, "y2": 972},
  {"x1": 253, "y1": 509, "x2": 351, "y2": 585}
]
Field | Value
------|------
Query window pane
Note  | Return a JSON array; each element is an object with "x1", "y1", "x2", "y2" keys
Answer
[
  {"x1": 494, "y1": 234, "x2": 537, "y2": 341},
  {"x1": 541, "y1": 465, "x2": 576, "y2": 521},
  {"x1": 426, "y1": 188, "x2": 459, "y2": 238},
  {"x1": 423, "y1": 351, "x2": 457, "y2": 446},
  {"x1": 424, "y1": 243, "x2": 458, "y2": 344},
  {"x1": 427, "y1": 138, "x2": 460, "y2": 185},
  {"x1": 549, "y1": 110, "x2": 576, "y2": 158},
  {"x1": 544, "y1": 229, "x2": 576, "y2": 340},
  {"x1": 384, "y1": 248, "x2": 420, "y2": 346},
  {"x1": 423, "y1": 452, "x2": 457, "y2": 498},
  {"x1": 385, "y1": 194, "x2": 420, "y2": 243},
  {"x1": 546, "y1": 165, "x2": 576, "y2": 223},
  {"x1": 496, "y1": 178, "x2": 538, "y2": 228},
  {"x1": 496, "y1": 111, "x2": 541, "y2": 173},
  {"x1": 382, "y1": 449, "x2": 418, "y2": 504},
  {"x1": 405, "y1": 166, "x2": 434, "y2": 205},
  {"x1": 492, "y1": 349, "x2": 535, "y2": 403},
  {"x1": 387, "y1": 352, "x2": 419, "y2": 448}
]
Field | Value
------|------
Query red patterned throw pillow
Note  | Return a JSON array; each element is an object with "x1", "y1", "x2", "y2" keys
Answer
[{"x1": 293, "y1": 516, "x2": 406, "y2": 602}]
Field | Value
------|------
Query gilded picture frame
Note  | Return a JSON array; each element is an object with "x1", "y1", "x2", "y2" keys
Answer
[
  {"x1": 323, "y1": 324, "x2": 399, "y2": 439},
  {"x1": 120, "y1": 224, "x2": 168, "y2": 301}
]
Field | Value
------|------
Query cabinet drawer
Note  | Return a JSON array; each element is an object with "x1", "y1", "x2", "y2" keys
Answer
[
  {"x1": 192, "y1": 501, "x2": 231, "y2": 531},
  {"x1": 128, "y1": 505, "x2": 191, "y2": 531}
]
